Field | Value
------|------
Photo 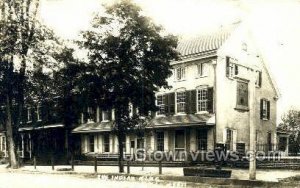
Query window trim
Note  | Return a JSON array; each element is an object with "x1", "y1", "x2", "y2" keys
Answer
[
  {"x1": 196, "y1": 85, "x2": 209, "y2": 113},
  {"x1": 175, "y1": 66, "x2": 186, "y2": 81},
  {"x1": 235, "y1": 79, "x2": 249, "y2": 111},
  {"x1": 197, "y1": 62, "x2": 208, "y2": 78},
  {"x1": 176, "y1": 89, "x2": 186, "y2": 114},
  {"x1": 156, "y1": 94, "x2": 165, "y2": 116}
]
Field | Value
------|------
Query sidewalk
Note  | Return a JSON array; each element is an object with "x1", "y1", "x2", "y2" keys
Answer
[{"x1": 5, "y1": 164, "x2": 299, "y2": 182}]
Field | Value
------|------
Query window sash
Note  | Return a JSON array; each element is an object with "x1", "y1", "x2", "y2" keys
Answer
[
  {"x1": 197, "y1": 89, "x2": 208, "y2": 112},
  {"x1": 176, "y1": 67, "x2": 185, "y2": 81},
  {"x1": 176, "y1": 92, "x2": 186, "y2": 113},
  {"x1": 157, "y1": 95, "x2": 165, "y2": 115}
]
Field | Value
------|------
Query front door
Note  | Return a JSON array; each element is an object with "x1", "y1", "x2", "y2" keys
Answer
[{"x1": 175, "y1": 130, "x2": 185, "y2": 161}]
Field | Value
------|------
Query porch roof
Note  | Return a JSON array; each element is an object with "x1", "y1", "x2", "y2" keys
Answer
[
  {"x1": 18, "y1": 124, "x2": 64, "y2": 131},
  {"x1": 148, "y1": 113, "x2": 215, "y2": 128},
  {"x1": 72, "y1": 121, "x2": 113, "y2": 133}
]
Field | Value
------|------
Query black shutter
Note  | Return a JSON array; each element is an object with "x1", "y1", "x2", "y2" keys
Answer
[
  {"x1": 185, "y1": 90, "x2": 191, "y2": 114},
  {"x1": 190, "y1": 90, "x2": 197, "y2": 114},
  {"x1": 260, "y1": 99, "x2": 263, "y2": 119},
  {"x1": 235, "y1": 65, "x2": 239, "y2": 75},
  {"x1": 267, "y1": 101, "x2": 270, "y2": 120},
  {"x1": 207, "y1": 87, "x2": 214, "y2": 113},
  {"x1": 169, "y1": 92, "x2": 175, "y2": 115},
  {"x1": 259, "y1": 72, "x2": 262, "y2": 87},
  {"x1": 185, "y1": 90, "x2": 196, "y2": 114},
  {"x1": 163, "y1": 95, "x2": 169, "y2": 116},
  {"x1": 226, "y1": 57, "x2": 230, "y2": 77}
]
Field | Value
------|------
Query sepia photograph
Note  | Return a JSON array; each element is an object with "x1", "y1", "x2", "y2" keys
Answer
[{"x1": 0, "y1": 0, "x2": 300, "y2": 187}]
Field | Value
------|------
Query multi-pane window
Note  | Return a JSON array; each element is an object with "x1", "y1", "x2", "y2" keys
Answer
[
  {"x1": 37, "y1": 105, "x2": 42, "y2": 121},
  {"x1": 89, "y1": 135, "x2": 94, "y2": 152},
  {"x1": 156, "y1": 132, "x2": 164, "y2": 151},
  {"x1": 176, "y1": 91, "x2": 186, "y2": 113},
  {"x1": 103, "y1": 134, "x2": 110, "y2": 152},
  {"x1": 237, "y1": 81, "x2": 248, "y2": 107},
  {"x1": 176, "y1": 67, "x2": 185, "y2": 81},
  {"x1": 197, "y1": 88, "x2": 208, "y2": 112},
  {"x1": 197, "y1": 129, "x2": 207, "y2": 151},
  {"x1": 197, "y1": 63, "x2": 208, "y2": 77},
  {"x1": 261, "y1": 99, "x2": 270, "y2": 120},
  {"x1": 157, "y1": 95, "x2": 165, "y2": 115},
  {"x1": 27, "y1": 107, "x2": 32, "y2": 122},
  {"x1": 225, "y1": 129, "x2": 233, "y2": 151}
]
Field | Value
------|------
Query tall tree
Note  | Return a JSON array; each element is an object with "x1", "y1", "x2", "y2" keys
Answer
[
  {"x1": 81, "y1": 0, "x2": 178, "y2": 172},
  {"x1": 280, "y1": 109, "x2": 300, "y2": 155},
  {"x1": 0, "y1": 0, "x2": 59, "y2": 168}
]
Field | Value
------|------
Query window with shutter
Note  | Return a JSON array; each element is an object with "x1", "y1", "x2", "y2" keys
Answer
[
  {"x1": 260, "y1": 99, "x2": 270, "y2": 120},
  {"x1": 226, "y1": 57, "x2": 237, "y2": 79}
]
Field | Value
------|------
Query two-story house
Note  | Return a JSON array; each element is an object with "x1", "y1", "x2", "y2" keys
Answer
[{"x1": 73, "y1": 22, "x2": 279, "y2": 161}]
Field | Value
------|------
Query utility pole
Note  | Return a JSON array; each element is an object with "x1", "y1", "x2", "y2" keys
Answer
[{"x1": 249, "y1": 64, "x2": 256, "y2": 180}]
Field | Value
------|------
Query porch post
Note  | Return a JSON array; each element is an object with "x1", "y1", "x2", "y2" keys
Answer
[
  {"x1": 164, "y1": 130, "x2": 169, "y2": 151},
  {"x1": 29, "y1": 133, "x2": 32, "y2": 159},
  {"x1": 109, "y1": 134, "x2": 113, "y2": 153},
  {"x1": 96, "y1": 106, "x2": 100, "y2": 123},
  {"x1": 150, "y1": 131, "x2": 155, "y2": 151},
  {"x1": 114, "y1": 135, "x2": 118, "y2": 153},
  {"x1": 126, "y1": 135, "x2": 130, "y2": 154},
  {"x1": 190, "y1": 128, "x2": 196, "y2": 152},
  {"x1": 21, "y1": 134, "x2": 24, "y2": 158},
  {"x1": 98, "y1": 134, "x2": 103, "y2": 153}
]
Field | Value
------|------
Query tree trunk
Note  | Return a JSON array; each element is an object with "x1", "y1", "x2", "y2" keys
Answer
[
  {"x1": 117, "y1": 122, "x2": 125, "y2": 173},
  {"x1": 5, "y1": 94, "x2": 18, "y2": 168}
]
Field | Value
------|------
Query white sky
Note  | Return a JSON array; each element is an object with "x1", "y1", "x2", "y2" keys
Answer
[{"x1": 39, "y1": 0, "x2": 300, "y2": 123}]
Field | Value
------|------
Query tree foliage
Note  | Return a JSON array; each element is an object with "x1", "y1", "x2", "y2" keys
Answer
[
  {"x1": 280, "y1": 109, "x2": 300, "y2": 155},
  {"x1": 80, "y1": 0, "x2": 179, "y2": 172}
]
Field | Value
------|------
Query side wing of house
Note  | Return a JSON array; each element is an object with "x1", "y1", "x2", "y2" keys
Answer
[{"x1": 216, "y1": 22, "x2": 279, "y2": 153}]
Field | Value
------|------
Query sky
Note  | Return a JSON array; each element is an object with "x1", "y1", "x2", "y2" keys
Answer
[{"x1": 39, "y1": 0, "x2": 300, "y2": 123}]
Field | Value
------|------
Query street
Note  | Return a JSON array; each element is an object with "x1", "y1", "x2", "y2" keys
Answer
[{"x1": 0, "y1": 171, "x2": 219, "y2": 188}]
